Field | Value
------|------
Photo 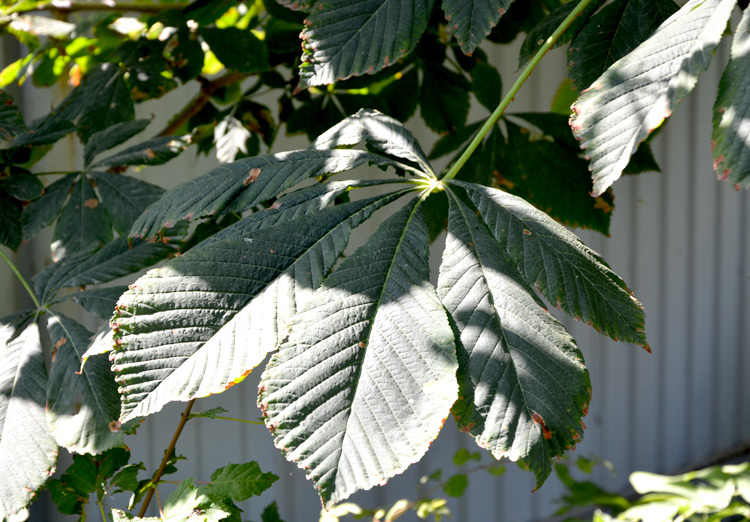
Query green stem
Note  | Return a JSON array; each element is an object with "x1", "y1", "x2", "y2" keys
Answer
[
  {"x1": 98, "y1": 500, "x2": 107, "y2": 522},
  {"x1": 441, "y1": 0, "x2": 594, "y2": 181},
  {"x1": 0, "y1": 248, "x2": 41, "y2": 309}
]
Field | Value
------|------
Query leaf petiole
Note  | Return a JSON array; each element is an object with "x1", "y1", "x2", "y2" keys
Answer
[
  {"x1": 0, "y1": 248, "x2": 41, "y2": 309},
  {"x1": 441, "y1": 0, "x2": 595, "y2": 181}
]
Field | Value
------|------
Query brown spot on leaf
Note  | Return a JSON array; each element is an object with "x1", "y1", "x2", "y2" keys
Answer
[
  {"x1": 109, "y1": 420, "x2": 122, "y2": 432},
  {"x1": 144, "y1": 149, "x2": 156, "y2": 159},
  {"x1": 531, "y1": 411, "x2": 552, "y2": 439},
  {"x1": 84, "y1": 198, "x2": 99, "y2": 209},
  {"x1": 523, "y1": 228, "x2": 531, "y2": 236},
  {"x1": 358, "y1": 341, "x2": 366, "y2": 348},
  {"x1": 244, "y1": 168, "x2": 262, "y2": 186}
]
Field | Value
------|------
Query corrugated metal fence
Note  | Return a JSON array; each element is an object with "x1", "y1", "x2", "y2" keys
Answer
[{"x1": 2, "y1": 20, "x2": 749, "y2": 522}]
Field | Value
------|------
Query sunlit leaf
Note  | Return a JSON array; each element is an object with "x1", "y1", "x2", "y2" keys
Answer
[
  {"x1": 570, "y1": 0, "x2": 735, "y2": 196},
  {"x1": 441, "y1": 0, "x2": 515, "y2": 54}
]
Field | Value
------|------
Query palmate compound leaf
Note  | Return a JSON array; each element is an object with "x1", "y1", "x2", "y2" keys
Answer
[
  {"x1": 298, "y1": 0, "x2": 434, "y2": 89},
  {"x1": 441, "y1": 0, "x2": 515, "y2": 54},
  {"x1": 437, "y1": 190, "x2": 589, "y2": 487},
  {"x1": 113, "y1": 189, "x2": 413, "y2": 422},
  {"x1": 454, "y1": 182, "x2": 648, "y2": 349},
  {"x1": 570, "y1": 0, "x2": 736, "y2": 197},
  {"x1": 129, "y1": 149, "x2": 394, "y2": 239},
  {"x1": 46, "y1": 313, "x2": 123, "y2": 454},
  {"x1": 712, "y1": 7, "x2": 750, "y2": 189},
  {"x1": 259, "y1": 200, "x2": 458, "y2": 506},
  {"x1": 0, "y1": 311, "x2": 58, "y2": 520}
]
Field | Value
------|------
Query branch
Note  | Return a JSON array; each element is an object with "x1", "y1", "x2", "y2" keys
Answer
[
  {"x1": 138, "y1": 399, "x2": 196, "y2": 518},
  {"x1": 157, "y1": 72, "x2": 249, "y2": 137}
]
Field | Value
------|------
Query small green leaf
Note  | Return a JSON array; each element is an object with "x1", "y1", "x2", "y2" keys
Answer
[
  {"x1": 429, "y1": 121, "x2": 483, "y2": 160},
  {"x1": 21, "y1": 174, "x2": 76, "y2": 240},
  {"x1": 712, "y1": 7, "x2": 750, "y2": 189},
  {"x1": 64, "y1": 286, "x2": 128, "y2": 320},
  {"x1": 487, "y1": 466, "x2": 506, "y2": 476},
  {"x1": 192, "y1": 407, "x2": 228, "y2": 419},
  {"x1": 442, "y1": 474, "x2": 468, "y2": 497},
  {"x1": 51, "y1": 176, "x2": 112, "y2": 261},
  {"x1": 12, "y1": 112, "x2": 76, "y2": 147},
  {"x1": 260, "y1": 501, "x2": 285, "y2": 522},
  {"x1": 46, "y1": 313, "x2": 124, "y2": 454},
  {"x1": 571, "y1": 0, "x2": 736, "y2": 196},
  {"x1": 441, "y1": 0, "x2": 515, "y2": 54},
  {"x1": 201, "y1": 27, "x2": 269, "y2": 73},
  {"x1": 453, "y1": 448, "x2": 481, "y2": 466},
  {"x1": 164, "y1": 479, "x2": 231, "y2": 522},
  {"x1": 83, "y1": 119, "x2": 151, "y2": 167},
  {"x1": 298, "y1": 0, "x2": 434, "y2": 88},
  {"x1": 204, "y1": 462, "x2": 279, "y2": 501}
]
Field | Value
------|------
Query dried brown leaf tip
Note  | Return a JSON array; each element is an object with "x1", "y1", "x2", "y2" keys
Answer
[{"x1": 531, "y1": 410, "x2": 552, "y2": 440}]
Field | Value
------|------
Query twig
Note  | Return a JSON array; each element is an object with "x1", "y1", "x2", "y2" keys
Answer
[
  {"x1": 138, "y1": 399, "x2": 196, "y2": 518},
  {"x1": 157, "y1": 72, "x2": 249, "y2": 137}
]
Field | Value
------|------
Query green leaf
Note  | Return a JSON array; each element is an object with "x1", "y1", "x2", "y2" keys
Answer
[
  {"x1": 568, "y1": 0, "x2": 678, "y2": 91},
  {"x1": 260, "y1": 501, "x2": 285, "y2": 522},
  {"x1": 437, "y1": 191, "x2": 588, "y2": 487},
  {"x1": 0, "y1": 312, "x2": 58, "y2": 520},
  {"x1": 83, "y1": 119, "x2": 151, "y2": 168},
  {"x1": 453, "y1": 448, "x2": 480, "y2": 465},
  {"x1": 419, "y1": 64, "x2": 470, "y2": 133},
  {"x1": 470, "y1": 62, "x2": 502, "y2": 111},
  {"x1": 65, "y1": 286, "x2": 129, "y2": 320},
  {"x1": 311, "y1": 109, "x2": 434, "y2": 176},
  {"x1": 201, "y1": 27, "x2": 269, "y2": 73},
  {"x1": 0, "y1": 90, "x2": 27, "y2": 140},
  {"x1": 442, "y1": 474, "x2": 468, "y2": 497},
  {"x1": 46, "y1": 313, "x2": 124, "y2": 454},
  {"x1": 570, "y1": 0, "x2": 735, "y2": 196},
  {"x1": 712, "y1": 7, "x2": 750, "y2": 189},
  {"x1": 90, "y1": 135, "x2": 190, "y2": 169},
  {"x1": 213, "y1": 115, "x2": 253, "y2": 164},
  {"x1": 0, "y1": 171, "x2": 43, "y2": 200},
  {"x1": 456, "y1": 182, "x2": 648, "y2": 348},
  {"x1": 163, "y1": 479, "x2": 231, "y2": 522},
  {"x1": 0, "y1": 196, "x2": 22, "y2": 250},
  {"x1": 33, "y1": 237, "x2": 175, "y2": 305},
  {"x1": 518, "y1": 0, "x2": 606, "y2": 68},
  {"x1": 21, "y1": 174, "x2": 76, "y2": 241},
  {"x1": 204, "y1": 462, "x2": 278, "y2": 501},
  {"x1": 129, "y1": 149, "x2": 395, "y2": 239},
  {"x1": 62, "y1": 63, "x2": 135, "y2": 143},
  {"x1": 298, "y1": 0, "x2": 434, "y2": 88},
  {"x1": 48, "y1": 478, "x2": 87, "y2": 515},
  {"x1": 500, "y1": 119, "x2": 613, "y2": 235},
  {"x1": 441, "y1": 0, "x2": 515, "y2": 54},
  {"x1": 91, "y1": 173, "x2": 165, "y2": 235},
  {"x1": 114, "y1": 190, "x2": 410, "y2": 421},
  {"x1": 51, "y1": 176, "x2": 113, "y2": 262},
  {"x1": 259, "y1": 201, "x2": 458, "y2": 506}
]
